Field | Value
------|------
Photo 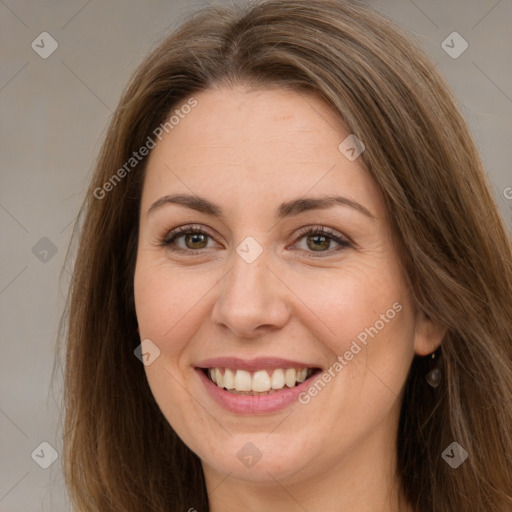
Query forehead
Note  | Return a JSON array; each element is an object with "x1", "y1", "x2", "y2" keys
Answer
[{"x1": 141, "y1": 85, "x2": 384, "y2": 221}]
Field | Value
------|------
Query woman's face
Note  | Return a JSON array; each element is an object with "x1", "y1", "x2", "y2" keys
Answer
[{"x1": 134, "y1": 85, "x2": 442, "y2": 487}]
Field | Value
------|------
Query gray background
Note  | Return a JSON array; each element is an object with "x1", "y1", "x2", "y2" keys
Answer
[{"x1": 0, "y1": 0, "x2": 511, "y2": 510}]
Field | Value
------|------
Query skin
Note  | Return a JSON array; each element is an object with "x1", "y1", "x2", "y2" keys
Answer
[{"x1": 133, "y1": 84, "x2": 446, "y2": 512}]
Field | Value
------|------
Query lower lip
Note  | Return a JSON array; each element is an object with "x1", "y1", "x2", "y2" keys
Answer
[{"x1": 195, "y1": 368, "x2": 318, "y2": 415}]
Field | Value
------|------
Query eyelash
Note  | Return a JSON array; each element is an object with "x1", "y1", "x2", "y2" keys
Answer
[{"x1": 160, "y1": 224, "x2": 352, "y2": 258}]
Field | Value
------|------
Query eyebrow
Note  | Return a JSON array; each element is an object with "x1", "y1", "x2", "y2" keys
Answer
[{"x1": 147, "y1": 193, "x2": 376, "y2": 220}]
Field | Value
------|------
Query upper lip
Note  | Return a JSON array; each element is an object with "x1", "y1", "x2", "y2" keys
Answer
[{"x1": 195, "y1": 357, "x2": 322, "y2": 372}]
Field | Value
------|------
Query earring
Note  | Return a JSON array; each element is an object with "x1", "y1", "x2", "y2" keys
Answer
[{"x1": 425, "y1": 350, "x2": 441, "y2": 388}]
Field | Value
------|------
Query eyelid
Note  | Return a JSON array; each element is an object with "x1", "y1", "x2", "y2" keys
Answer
[
  {"x1": 161, "y1": 223, "x2": 353, "y2": 256},
  {"x1": 159, "y1": 225, "x2": 223, "y2": 255},
  {"x1": 161, "y1": 223, "x2": 217, "y2": 245},
  {"x1": 287, "y1": 225, "x2": 352, "y2": 258},
  {"x1": 291, "y1": 225, "x2": 353, "y2": 245}
]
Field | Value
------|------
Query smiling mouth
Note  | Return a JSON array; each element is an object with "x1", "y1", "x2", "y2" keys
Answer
[{"x1": 202, "y1": 367, "x2": 321, "y2": 395}]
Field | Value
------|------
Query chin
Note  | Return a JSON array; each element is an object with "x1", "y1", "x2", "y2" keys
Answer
[{"x1": 197, "y1": 433, "x2": 321, "y2": 484}]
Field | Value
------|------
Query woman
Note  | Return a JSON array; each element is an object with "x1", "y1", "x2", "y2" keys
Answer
[{"x1": 58, "y1": 0, "x2": 512, "y2": 510}]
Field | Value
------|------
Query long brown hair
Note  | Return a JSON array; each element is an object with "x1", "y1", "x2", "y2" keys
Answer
[{"x1": 56, "y1": 0, "x2": 512, "y2": 510}]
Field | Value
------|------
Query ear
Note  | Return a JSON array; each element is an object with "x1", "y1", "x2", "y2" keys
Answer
[{"x1": 413, "y1": 308, "x2": 446, "y2": 356}]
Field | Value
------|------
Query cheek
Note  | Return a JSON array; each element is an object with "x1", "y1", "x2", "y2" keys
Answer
[
  {"x1": 134, "y1": 257, "x2": 211, "y2": 348},
  {"x1": 134, "y1": 259, "x2": 217, "y2": 449},
  {"x1": 291, "y1": 257, "x2": 416, "y2": 423},
  {"x1": 289, "y1": 257, "x2": 412, "y2": 357}
]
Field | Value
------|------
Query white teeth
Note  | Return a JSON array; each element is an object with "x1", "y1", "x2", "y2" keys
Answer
[
  {"x1": 234, "y1": 369, "x2": 252, "y2": 391},
  {"x1": 223, "y1": 368, "x2": 235, "y2": 389},
  {"x1": 215, "y1": 368, "x2": 224, "y2": 388},
  {"x1": 271, "y1": 369, "x2": 285, "y2": 389},
  {"x1": 296, "y1": 369, "x2": 307, "y2": 383},
  {"x1": 252, "y1": 370, "x2": 271, "y2": 392},
  {"x1": 285, "y1": 368, "x2": 297, "y2": 388},
  {"x1": 206, "y1": 367, "x2": 313, "y2": 392}
]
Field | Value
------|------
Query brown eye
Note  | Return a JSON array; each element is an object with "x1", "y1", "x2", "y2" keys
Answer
[
  {"x1": 181, "y1": 232, "x2": 209, "y2": 250},
  {"x1": 161, "y1": 225, "x2": 215, "y2": 252},
  {"x1": 306, "y1": 234, "x2": 331, "y2": 252},
  {"x1": 292, "y1": 226, "x2": 352, "y2": 257}
]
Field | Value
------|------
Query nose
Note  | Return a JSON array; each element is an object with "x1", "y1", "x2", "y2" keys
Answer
[{"x1": 211, "y1": 250, "x2": 292, "y2": 340}]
